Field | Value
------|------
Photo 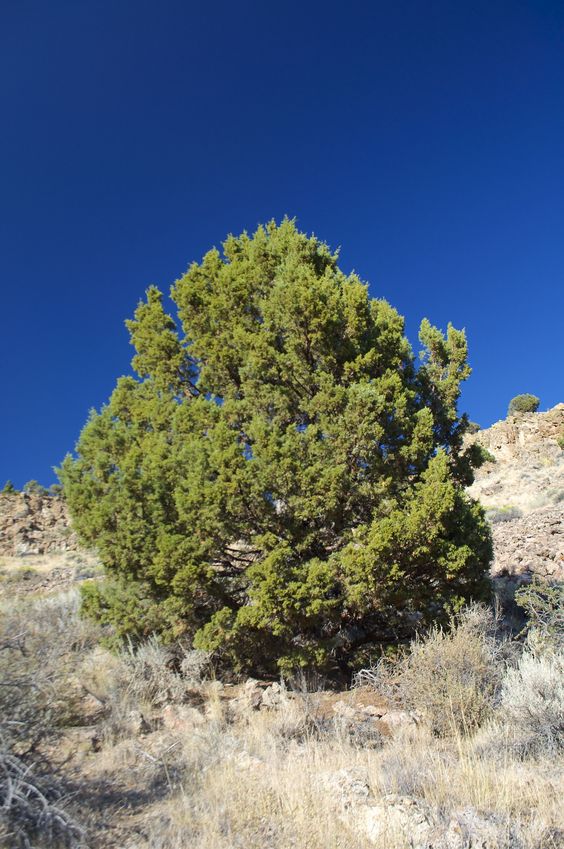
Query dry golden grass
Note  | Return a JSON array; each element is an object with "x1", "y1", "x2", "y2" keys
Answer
[{"x1": 132, "y1": 698, "x2": 563, "y2": 849}]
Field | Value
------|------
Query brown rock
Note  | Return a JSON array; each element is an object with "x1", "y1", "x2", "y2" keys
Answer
[{"x1": 0, "y1": 491, "x2": 79, "y2": 556}]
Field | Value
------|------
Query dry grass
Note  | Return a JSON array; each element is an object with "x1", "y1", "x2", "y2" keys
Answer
[
  {"x1": 0, "y1": 589, "x2": 100, "y2": 848},
  {"x1": 131, "y1": 697, "x2": 563, "y2": 849},
  {"x1": 140, "y1": 708, "x2": 381, "y2": 849},
  {"x1": 356, "y1": 605, "x2": 514, "y2": 736}
]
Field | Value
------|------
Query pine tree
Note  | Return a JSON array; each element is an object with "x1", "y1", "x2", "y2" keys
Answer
[{"x1": 59, "y1": 220, "x2": 492, "y2": 675}]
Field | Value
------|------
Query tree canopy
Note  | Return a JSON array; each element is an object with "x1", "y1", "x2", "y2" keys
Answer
[{"x1": 59, "y1": 220, "x2": 492, "y2": 675}]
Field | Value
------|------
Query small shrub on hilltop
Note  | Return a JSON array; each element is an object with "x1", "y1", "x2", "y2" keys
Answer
[
  {"x1": 1, "y1": 480, "x2": 16, "y2": 495},
  {"x1": 507, "y1": 393, "x2": 540, "y2": 416},
  {"x1": 22, "y1": 480, "x2": 48, "y2": 495},
  {"x1": 59, "y1": 219, "x2": 492, "y2": 676}
]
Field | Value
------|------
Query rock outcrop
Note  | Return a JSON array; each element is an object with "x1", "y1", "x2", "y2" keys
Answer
[
  {"x1": 467, "y1": 404, "x2": 564, "y2": 586},
  {"x1": 490, "y1": 506, "x2": 563, "y2": 583},
  {"x1": 467, "y1": 404, "x2": 564, "y2": 513},
  {"x1": 325, "y1": 767, "x2": 523, "y2": 848},
  {"x1": 0, "y1": 491, "x2": 79, "y2": 556}
]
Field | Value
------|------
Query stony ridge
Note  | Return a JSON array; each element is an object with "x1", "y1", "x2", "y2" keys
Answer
[
  {"x1": 467, "y1": 403, "x2": 564, "y2": 512},
  {"x1": 0, "y1": 491, "x2": 79, "y2": 556},
  {"x1": 468, "y1": 404, "x2": 564, "y2": 585}
]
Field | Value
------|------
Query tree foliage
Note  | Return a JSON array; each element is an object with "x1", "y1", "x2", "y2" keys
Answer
[
  {"x1": 59, "y1": 220, "x2": 492, "y2": 675},
  {"x1": 508, "y1": 394, "x2": 540, "y2": 415}
]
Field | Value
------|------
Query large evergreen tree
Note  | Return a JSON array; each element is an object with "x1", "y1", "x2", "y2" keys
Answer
[{"x1": 59, "y1": 220, "x2": 492, "y2": 675}]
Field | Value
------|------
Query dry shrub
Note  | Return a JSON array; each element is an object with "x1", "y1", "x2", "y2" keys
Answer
[
  {"x1": 0, "y1": 750, "x2": 84, "y2": 849},
  {"x1": 0, "y1": 591, "x2": 101, "y2": 749},
  {"x1": 515, "y1": 580, "x2": 563, "y2": 654},
  {"x1": 112, "y1": 638, "x2": 211, "y2": 708},
  {"x1": 88, "y1": 637, "x2": 212, "y2": 745},
  {"x1": 491, "y1": 580, "x2": 564, "y2": 757},
  {"x1": 486, "y1": 505, "x2": 522, "y2": 523},
  {"x1": 115, "y1": 637, "x2": 189, "y2": 708},
  {"x1": 0, "y1": 592, "x2": 94, "y2": 847},
  {"x1": 499, "y1": 649, "x2": 564, "y2": 757},
  {"x1": 356, "y1": 605, "x2": 510, "y2": 736}
]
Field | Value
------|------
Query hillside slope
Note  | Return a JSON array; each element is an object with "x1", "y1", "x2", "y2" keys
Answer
[{"x1": 468, "y1": 404, "x2": 564, "y2": 584}]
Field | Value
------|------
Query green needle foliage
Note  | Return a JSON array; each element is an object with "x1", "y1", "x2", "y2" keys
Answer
[
  {"x1": 59, "y1": 220, "x2": 492, "y2": 675},
  {"x1": 507, "y1": 393, "x2": 540, "y2": 415}
]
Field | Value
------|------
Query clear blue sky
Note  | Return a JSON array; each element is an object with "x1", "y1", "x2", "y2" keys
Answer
[{"x1": 1, "y1": 1, "x2": 563, "y2": 488}]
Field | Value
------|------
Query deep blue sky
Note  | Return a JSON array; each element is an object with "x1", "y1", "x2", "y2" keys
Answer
[{"x1": 1, "y1": 1, "x2": 563, "y2": 488}]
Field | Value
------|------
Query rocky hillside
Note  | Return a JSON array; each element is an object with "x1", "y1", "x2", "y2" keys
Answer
[
  {"x1": 0, "y1": 490, "x2": 79, "y2": 556},
  {"x1": 468, "y1": 404, "x2": 564, "y2": 511},
  {"x1": 468, "y1": 403, "x2": 564, "y2": 585}
]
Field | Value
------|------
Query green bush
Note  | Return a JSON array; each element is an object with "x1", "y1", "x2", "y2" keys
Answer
[
  {"x1": 1, "y1": 480, "x2": 16, "y2": 494},
  {"x1": 557, "y1": 432, "x2": 564, "y2": 451},
  {"x1": 507, "y1": 394, "x2": 540, "y2": 416},
  {"x1": 22, "y1": 480, "x2": 48, "y2": 495},
  {"x1": 59, "y1": 220, "x2": 492, "y2": 675},
  {"x1": 475, "y1": 445, "x2": 496, "y2": 465}
]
